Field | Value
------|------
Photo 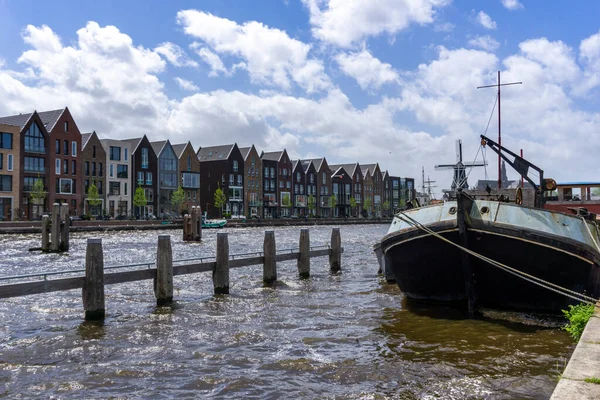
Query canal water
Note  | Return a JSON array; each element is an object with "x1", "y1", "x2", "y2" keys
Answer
[{"x1": 0, "y1": 225, "x2": 573, "y2": 399}]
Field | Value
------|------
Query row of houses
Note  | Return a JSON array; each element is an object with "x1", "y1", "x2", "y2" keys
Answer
[{"x1": 0, "y1": 107, "x2": 415, "y2": 221}]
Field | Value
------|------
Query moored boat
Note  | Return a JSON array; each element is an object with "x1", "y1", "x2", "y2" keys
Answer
[{"x1": 201, "y1": 214, "x2": 227, "y2": 228}]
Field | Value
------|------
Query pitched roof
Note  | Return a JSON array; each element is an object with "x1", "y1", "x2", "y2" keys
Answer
[
  {"x1": 292, "y1": 160, "x2": 301, "y2": 173},
  {"x1": 261, "y1": 150, "x2": 284, "y2": 162},
  {"x1": 81, "y1": 132, "x2": 92, "y2": 149},
  {"x1": 197, "y1": 144, "x2": 235, "y2": 161},
  {"x1": 121, "y1": 137, "x2": 143, "y2": 152},
  {"x1": 300, "y1": 159, "x2": 314, "y2": 173},
  {"x1": 306, "y1": 158, "x2": 326, "y2": 171},
  {"x1": 329, "y1": 163, "x2": 360, "y2": 177},
  {"x1": 172, "y1": 143, "x2": 188, "y2": 158},
  {"x1": 330, "y1": 166, "x2": 349, "y2": 177},
  {"x1": 37, "y1": 109, "x2": 65, "y2": 132},
  {"x1": 361, "y1": 163, "x2": 378, "y2": 176},
  {"x1": 239, "y1": 146, "x2": 251, "y2": 160},
  {"x1": 0, "y1": 112, "x2": 34, "y2": 129},
  {"x1": 150, "y1": 140, "x2": 167, "y2": 156}
]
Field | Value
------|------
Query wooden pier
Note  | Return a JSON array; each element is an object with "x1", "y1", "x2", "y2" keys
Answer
[
  {"x1": 38, "y1": 203, "x2": 71, "y2": 252},
  {"x1": 0, "y1": 228, "x2": 343, "y2": 320}
]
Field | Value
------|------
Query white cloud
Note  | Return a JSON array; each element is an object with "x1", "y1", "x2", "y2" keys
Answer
[
  {"x1": 336, "y1": 50, "x2": 399, "y2": 90},
  {"x1": 468, "y1": 35, "x2": 500, "y2": 52},
  {"x1": 476, "y1": 11, "x2": 497, "y2": 30},
  {"x1": 174, "y1": 77, "x2": 199, "y2": 91},
  {"x1": 434, "y1": 22, "x2": 455, "y2": 32},
  {"x1": 191, "y1": 44, "x2": 228, "y2": 77},
  {"x1": 302, "y1": 0, "x2": 451, "y2": 48},
  {"x1": 177, "y1": 9, "x2": 330, "y2": 93},
  {"x1": 501, "y1": 0, "x2": 524, "y2": 10},
  {"x1": 154, "y1": 42, "x2": 198, "y2": 67}
]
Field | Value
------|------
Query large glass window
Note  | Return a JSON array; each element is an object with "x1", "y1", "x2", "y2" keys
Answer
[
  {"x1": 137, "y1": 171, "x2": 144, "y2": 185},
  {"x1": 160, "y1": 155, "x2": 177, "y2": 171},
  {"x1": 0, "y1": 132, "x2": 12, "y2": 150},
  {"x1": 59, "y1": 178, "x2": 73, "y2": 194},
  {"x1": 233, "y1": 160, "x2": 238, "y2": 172},
  {"x1": 0, "y1": 175, "x2": 12, "y2": 191},
  {"x1": 24, "y1": 157, "x2": 45, "y2": 173},
  {"x1": 182, "y1": 172, "x2": 200, "y2": 188},
  {"x1": 23, "y1": 176, "x2": 44, "y2": 192},
  {"x1": 110, "y1": 146, "x2": 121, "y2": 161},
  {"x1": 24, "y1": 122, "x2": 45, "y2": 153},
  {"x1": 228, "y1": 187, "x2": 242, "y2": 200},
  {"x1": 146, "y1": 172, "x2": 152, "y2": 185},
  {"x1": 117, "y1": 164, "x2": 128, "y2": 179},
  {"x1": 109, "y1": 182, "x2": 120, "y2": 196},
  {"x1": 142, "y1": 148, "x2": 148, "y2": 168}
]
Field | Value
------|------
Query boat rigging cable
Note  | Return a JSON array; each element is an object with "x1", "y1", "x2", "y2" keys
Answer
[
  {"x1": 464, "y1": 94, "x2": 498, "y2": 186},
  {"x1": 396, "y1": 211, "x2": 600, "y2": 307}
]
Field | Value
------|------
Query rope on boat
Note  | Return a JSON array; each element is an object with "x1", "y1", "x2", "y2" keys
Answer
[{"x1": 396, "y1": 211, "x2": 600, "y2": 307}]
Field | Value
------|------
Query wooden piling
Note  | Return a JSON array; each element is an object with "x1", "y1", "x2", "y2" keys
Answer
[
  {"x1": 155, "y1": 235, "x2": 173, "y2": 305},
  {"x1": 41, "y1": 215, "x2": 50, "y2": 251},
  {"x1": 50, "y1": 203, "x2": 60, "y2": 252},
  {"x1": 298, "y1": 229, "x2": 310, "y2": 279},
  {"x1": 183, "y1": 214, "x2": 191, "y2": 240},
  {"x1": 83, "y1": 238, "x2": 105, "y2": 320},
  {"x1": 60, "y1": 203, "x2": 69, "y2": 251},
  {"x1": 329, "y1": 228, "x2": 341, "y2": 273},
  {"x1": 263, "y1": 230, "x2": 277, "y2": 285},
  {"x1": 213, "y1": 232, "x2": 230, "y2": 294},
  {"x1": 193, "y1": 206, "x2": 202, "y2": 241}
]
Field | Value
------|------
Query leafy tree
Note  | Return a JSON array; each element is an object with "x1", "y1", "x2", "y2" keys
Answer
[
  {"x1": 29, "y1": 175, "x2": 46, "y2": 206},
  {"x1": 213, "y1": 184, "x2": 226, "y2": 217},
  {"x1": 329, "y1": 194, "x2": 337, "y2": 215},
  {"x1": 282, "y1": 193, "x2": 291, "y2": 208},
  {"x1": 87, "y1": 181, "x2": 102, "y2": 215},
  {"x1": 382, "y1": 200, "x2": 391, "y2": 216},
  {"x1": 363, "y1": 197, "x2": 372, "y2": 217},
  {"x1": 133, "y1": 185, "x2": 147, "y2": 216},
  {"x1": 307, "y1": 194, "x2": 316, "y2": 216},
  {"x1": 170, "y1": 186, "x2": 185, "y2": 215},
  {"x1": 349, "y1": 197, "x2": 357, "y2": 217}
]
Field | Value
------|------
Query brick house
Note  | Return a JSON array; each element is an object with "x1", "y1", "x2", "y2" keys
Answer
[
  {"x1": 329, "y1": 163, "x2": 363, "y2": 217},
  {"x1": 291, "y1": 160, "x2": 306, "y2": 217},
  {"x1": 151, "y1": 140, "x2": 179, "y2": 218},
  {"x1": 300, "y1": 160, "x2": 317, "y2": 217},
  {"x1": 330, "y1": 165, "x2": 352, "y2": 217},
  {"x1": 261, "y1": 150, "x2": 292, "y2": 218},
  {"x1": 305, "y1": 158, "x2": 332, "y2": 218},
  {"x1": 361, "y1": 164, "x2": 383, "y2": 217},
  {"x1": 125, "y1": 135, "x2": 158, "y2": 217},
  {"x1": 81, "y1": 131, "x2": 106, "y2": 216},
  {"x1": 100, "y1": 138, "x2": 133, "y2": 217},
  {"x1": 0, "y1": 123, "x2": 21, "y2": 220},
  {"x1": 173, "y1": 141, "x2": 201, "y2": 215},
  {"x1": 239, "y1": 145, "x2": 261, "y2": 218}
]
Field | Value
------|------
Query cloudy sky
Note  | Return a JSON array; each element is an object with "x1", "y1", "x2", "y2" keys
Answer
[{"x1": 1, "y1": 0, "x2": 600, "y2": 197}]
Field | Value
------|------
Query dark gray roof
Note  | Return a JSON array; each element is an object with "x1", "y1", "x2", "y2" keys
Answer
[
  {"x1": 261, "y1": 150, "x2": 283, "y2": 162},
  {"x1": 37, "y1": 109, "x2": 65, "y2": 132},
  {"x1": 122, "y1": 137, "x2": 143, "y2": 151},
  {"x1": 361, "y1": 163, "x2": 378, "y2": 176},
  {"x1": 292, "y1": 160, "x2": 301, "y2": 173},
  {"x1": 239, "y1": 146, "x2": 253, "y2": 160},
  {"x1": 151, "y1": 140, "x2": 167, "y2": 156},
  {"x1": 329, "y1": 163, "x2": 360, "y2": 177},
  {"x1": 0, "y1": 112, "x2": 33, "y2": 129},
  {"x1": 306, "y1": 158, "x2": 326, "y2": 171},
  {"x1": 81, "y1": 132, "x2": 92, "y2": 149},
  {"x1": 300, "y1": 160, "x2": 313, "y2": 173},
  {"x1": 330, "y1": 166, "x2": 348, "y2": 177},
  {"x1": 172, "y1": 143, "x2": 188, "y2": 158},
  {"x1": 197, "y1": 144, "x2": 235, "y2": 161}
]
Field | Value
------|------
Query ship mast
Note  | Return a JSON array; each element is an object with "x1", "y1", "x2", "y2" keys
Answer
[{"x1": 477, "y1": 71, "x2": 522, "y2": 189}]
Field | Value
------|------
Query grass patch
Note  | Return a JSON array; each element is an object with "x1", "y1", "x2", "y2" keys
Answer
[
  {"x1": 562, "y1": 303, "x2": 595, "y2": 341},
  {"x1": 585, "y1": 377, "x2": 600, "y2": 385}
]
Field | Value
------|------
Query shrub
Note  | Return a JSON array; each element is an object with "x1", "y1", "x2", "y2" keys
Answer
[
  {"x1": 223, "y1": 212, "x2": 232, "y2": 219},
  {"x1": 562, "y1": 303, "x2": 595, "y2": 341}
]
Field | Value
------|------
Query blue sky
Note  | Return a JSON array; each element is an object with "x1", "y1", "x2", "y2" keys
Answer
[{"x1": 1, "y1": 0, "x2": 600, "y2": 197}]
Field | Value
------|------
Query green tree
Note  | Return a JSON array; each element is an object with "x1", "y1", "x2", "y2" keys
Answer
[
  {"x1": 133, "y1": 185, "x2": 147, "y2": 217},
  {"x1": 282, "y1": 193, "x2": 291, "y2": 208},
  {"x1": 87, "y1": 181, "x2": 102, "y2": 215},
  {"x1": 213, "y1": 184, "x2": 226, "y2": 217},
  {"x1": 329, "y1": 194, "x2": 337, "y2": 215},
  {"x1": 171, "y1": 186, "x2": 185, "y2": 216},
  {"x1": 29, "y1": 175, "x2": 46, "y2": 207},
  {"x1": 349, "y1": 197, "x2": 357, "y2": 217},
  {"x1": 364, "y1": 197, "x2": 372, "y2": 217},
  {"x1": 307, "y1": 194, "x2": 316, "y2": 216},
  {"x1": 382, "y1": 200, "x2": 391, "y2": 216}
]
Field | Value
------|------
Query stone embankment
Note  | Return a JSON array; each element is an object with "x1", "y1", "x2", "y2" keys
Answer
[
  {"x1": 0, "y1": 218, "x2": 391, "y2": 234},
  {"x1": 551, "y1": 303, "x2": 600, "y2": 399}
]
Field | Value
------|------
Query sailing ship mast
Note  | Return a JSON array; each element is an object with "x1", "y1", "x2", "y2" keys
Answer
[{"x1": 477, "y1": 71, "x2": 522, "y2": 189}]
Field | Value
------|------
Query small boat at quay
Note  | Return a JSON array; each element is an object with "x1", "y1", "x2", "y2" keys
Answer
[
  {"x1": 202, "y1": 214, "x2": 227, "y2": 228},
  {"x1": 375, "y1": 135, "x2": 600, "y2": 314}
]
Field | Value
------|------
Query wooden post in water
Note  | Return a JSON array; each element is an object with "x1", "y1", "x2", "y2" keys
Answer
[
  {"x1": 50, "y1": 203, "x2": 60, "y2": 252},
  {"x1": 60, "y1": 203, "x2": 69, "y2": 251},
  {"x1": 193, "y1": 206, "x2": 202, "y2": 241},
  {"x1": 329, "y1": 228, "x2": 341, "y2": 273},
  {"x1": 298, "y1": 229, "x2": 310, "y2": 279},
  {"x1": 83, "y1": 238, "x2": 105, "y2": 320},
  {"x1": 155, "y1": 234, "x2": 173, "y2": 305},
  {"x1": 263, "y1": 230, "x2": 277, "y2": 285},
  {"x1": 213, "y1": 232, "x2": 230, "y2": 294},
  {"x1": 183, "y1": 214, "x2": 191, "y2": 240},
  {"x1": 41, "y1": 215, "x2": 50, "y2": 251}
]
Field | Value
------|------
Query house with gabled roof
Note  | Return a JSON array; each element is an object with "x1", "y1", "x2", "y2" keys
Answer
[
  {"x1": 291, "y1": 160, "x2": 307, "y2": 217},
  {"x1": 261, "y1": 149, "x2": 292, "y2": 218},
  {"x1": 329, "y1": 162, "x2": 363, "y2": 217},
  {"x1": 125, "y1": 135, "x2": 158, "y2": 218},
  {"x1": 330, "y1": 165, "x2": 352, "y2": 217},
  {"x1": 173, "y1": 142, "x2": 200, "y2": 215},
  {"x1": 81, "y1": 131, "x2": 106, "y2": 216},
  {"x1": 0, "y1": 111, "x2": 50, "y2": 220},
  {"x1": 361, "y1": 163, "x2": 383, "y2": 217},
  {"x1": 151, "y1": 140, "x2": 179, "y2": 218},
  {"x1": 100, "y1": 137, "x2": 133, "y2": 217},
  {"x1": 299, "y1": 159, "x2": 318, "y2": 217},
  {"x1": 304, "y1": 157, "x2": 332, "y2": 218},
  {"x1": 197, "y1": 143, "x2": 244, "y2": 218},
  {"x1": 239, "y1": 145, "x2": 261, "y2": 218}
]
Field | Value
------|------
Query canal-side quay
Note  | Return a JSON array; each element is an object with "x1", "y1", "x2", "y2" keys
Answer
[
  {"x1": 551, "y1": 303, "x2": 600, "y2": 399},
  {"x1": 0, "y1": 224, "x2": 591, "y2": 398}
]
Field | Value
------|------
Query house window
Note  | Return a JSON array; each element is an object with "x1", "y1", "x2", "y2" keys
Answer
[
  {"x1": 24, "y1": 122, "x2": 45, "y2": 153},
  {"x1": 146, "y1": 172, "x2": 152, "y2": 185},
  {"x1": 0, "y1": 153, "x2": 2, "y2": 169},
  {"x1": 64, "y1": 121, "x2": 68, "y2": 132},
  {"x1": 287, "y1": 181, "x2": 291, "y2": 189},
  {"x1": 72, "y1": 141, "x2": 77, "y2": 157},
  {"x1": 124, "y1": 148, "x2": 128, "y2": 161},
  {"x1": 109, "y1": 164, "x2": 114, "y2": 177},
  {"x1": 98, "y1": 162, "x2": 103, "y2": 177},
  {"x1": 117, "y1": 164, "x2": 128, "y2": 179},
  {"x1": 109, "y1": 182, "x2": 120, "y2": 196},
  {"x1": 124, "y1": 183, "x2": 128, "y2": 196},
  {"x1": 85, "y1": 161, "x2": 89, "y2": 176},
  {"x1": 142, "y1": 148, "x2": 148, "y2": 168},
  {"x1": 92, "y1": 145, "x2": 96, "y2": 158},
  {"x1": 24, "y1": 157, "x2": 45, "y2": 173},
  {"x1": 72, "y1": 160, "x2": 76, "y2": 175},
  {"x1": 0, "y1": 132, "x2": 12, "y2": 149},
  {"x1": 64, "y1": 140, "x2": 69, "y2": 156},
  {"x1": 137, "y1": 171, "x2": 144, "y2": 185},
  {"x1": 0, "y1": 175, "x2": 12, "y2": 191},
  {"x1": 187, "y1": 156, "x2": 191, "y2": 171},
  {"x1": 7, "y1": 155, "x2": 12, "y2": 171},
  {"x1": 297, "y1": 172, "x2": 301, "y2": 181},
  {"x1": 182, "y1": 172, "x2": 199, "y2": 188},
  {"x1": 110, "y1": 146, "x2": 121, "y2": 161},
  {"x1": 322, "y1": 172, "x2": 326, "y2": 184},
  {"x1": 97, "y1": 181, "x2": 103, "y2": 195},
  {"x1": 279, "y1": 181, "x2": 283, "y2": 188},
  {"x1": 59, "y1": 178, "x2": 72, "y2": 194},
  {"x1": 56, "y1": 159, "x2": 61, "y2": 175},
  {"x1": 233, "y1": 160, "x2": 238, "y2": 172},
  {"x1": 63, "y1": 159, "x2": 68, "y2": 174},
  {"x1": 55, "y1": 139, "x2": 60, "y2": 154}
]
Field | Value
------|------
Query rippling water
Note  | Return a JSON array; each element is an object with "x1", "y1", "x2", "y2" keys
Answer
[{"x1": 0, "y1": 225, "x2": 573, "y2": 399}]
